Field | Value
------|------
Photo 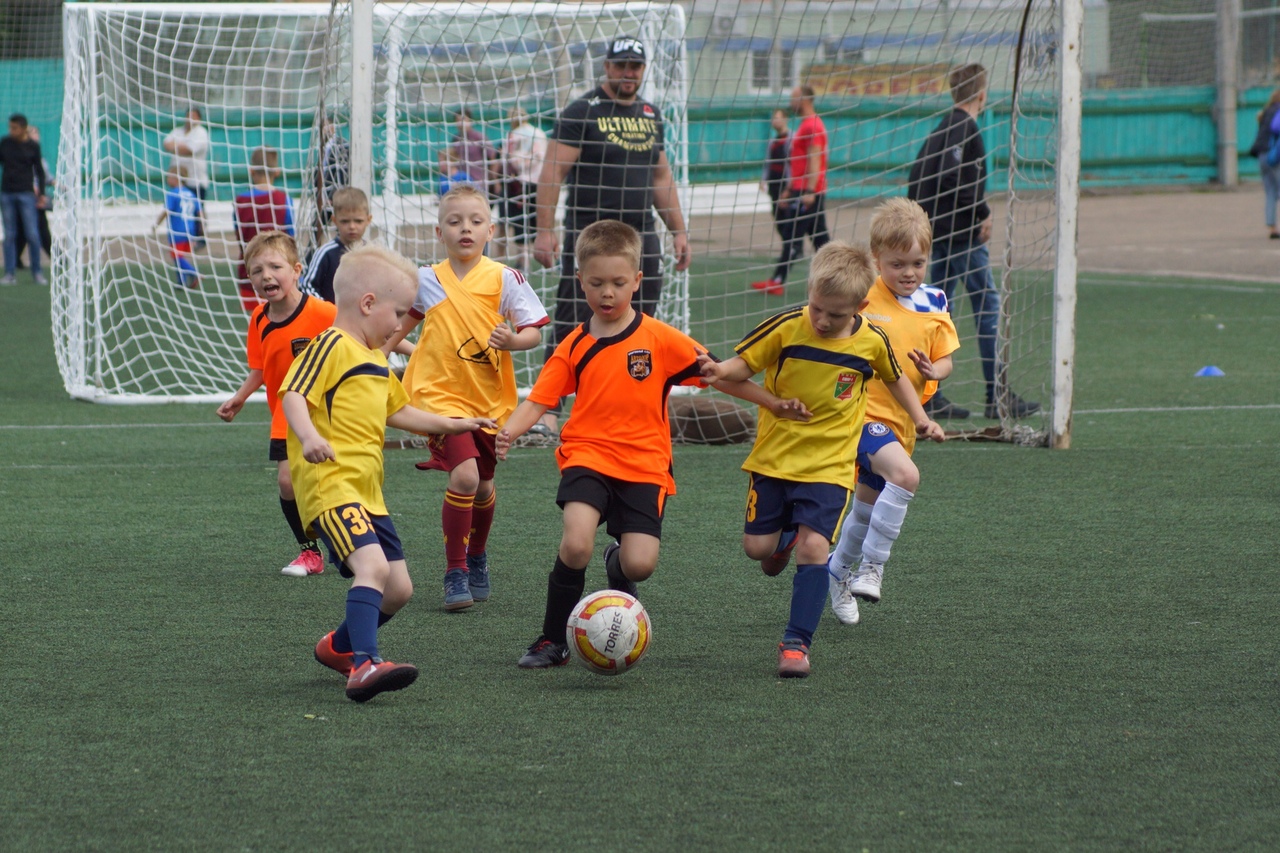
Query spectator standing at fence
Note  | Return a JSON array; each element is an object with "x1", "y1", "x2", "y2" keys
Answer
[
  {"x1": 753, "y1": 86, "x2": 830, "y2": 296},
  {"x1": 13, "y1": 124, "x2": 53, "y2": 273},
  {"x1": 908, "y1": 63, "x2": 1039, "y2": 420},
  {"x1": 531, "y1": 35, "x2": 691, "y2": 436},
  {"x1": 0, "y1": 113, "x2": 47, "y2": 285},
  {"x1": 163, "y1": 107, "x2": 210, "y2": 246},
  {"x1": 1249, "y1": 88, "x2": 1280, "y2": 240}
]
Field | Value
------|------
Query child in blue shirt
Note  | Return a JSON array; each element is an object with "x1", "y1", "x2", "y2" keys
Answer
[{"x1": 154, "y1": 166, "x2": 201, "y2": 289}]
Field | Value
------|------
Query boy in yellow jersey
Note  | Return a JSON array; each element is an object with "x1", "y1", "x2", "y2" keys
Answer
[
  {"x1": 383, "y1": 185, "x2": 549, "y2": 611},
  {"x1": 496, "y1": 219, "x2": 807, "y2": 669},
  {"x1": 700, "y1": 241, "x2": 946, "y2": 678},
  {"x1": 827, "y1": 198, "x2": 959, "y2": 626},
  {"x1": 217, "y1": 231, "x2": 337, "y2": 577},
  {"x1": 281, "y1": 244, "x2": 496, "y2": 702}
]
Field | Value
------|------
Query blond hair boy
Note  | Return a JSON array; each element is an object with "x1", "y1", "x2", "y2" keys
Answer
[
  {"x1": 702, "y1": 239, "x2": 945, "y2": 678},
  {"x1": 282, "y1": 244, "x2": 496, "y2": 702},
  {"x1": 302, "y1": 186, "x2": 373, "y2": 303}
]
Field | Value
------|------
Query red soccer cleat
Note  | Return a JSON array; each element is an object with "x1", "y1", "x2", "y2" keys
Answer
[
  {"x1": 314, "y1": 631, "x2": 355, "y2": 676},
  {"x1": 345, "y1": 658, "x2": 419, "y2": 703},
  {"x1": 282, "y1": 548, "x2": 324, "y2": 577},
  {"x1": 751, "y1": 279, "x2": 785, "y2": 296}
]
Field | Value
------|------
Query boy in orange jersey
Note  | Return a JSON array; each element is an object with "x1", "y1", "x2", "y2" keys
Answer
[
  {"x1": 382, "y1": 185, "x2": 549, "y2": 611},
  {"x1": 827, "y1": 198, "x2": 959, "y2": 625},
  {"x1": 282, "y1": 245, "x2": 496, "y2": 702},
  {"x1": 217, "y1": 231, "x2": 336, "y2": 577},
  {"x1": 700, "y1": 240, "x2": 946, "y2": 678},
  {"x1": 496, "y1": 219, "x2": 808, "y2": 669}
]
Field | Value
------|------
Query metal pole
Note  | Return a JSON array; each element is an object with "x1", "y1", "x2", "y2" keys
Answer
[
  {"x1": 1217, "y1": 0, "x2": 1240, "y2": 186},
  {"x1": 1051, "y1": 0, "x2": 1084, "y2": 450},
  {"x1": 349, "y1": 0, "x2": 374, "y2": 196}
]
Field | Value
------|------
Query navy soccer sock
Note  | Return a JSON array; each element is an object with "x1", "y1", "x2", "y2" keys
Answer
[
  {"x1": 783, "y1": 563, "x2": 828, "y2": 648},
  {"x1": 332, "y1": 609, "x2": 393, "y2": 654},
  {"x1": 344, "y1": 586, "x2": 384, "y2": 667}
]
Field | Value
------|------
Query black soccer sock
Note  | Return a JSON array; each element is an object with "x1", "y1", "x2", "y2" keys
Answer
[
  {"x1": 541, "y1": 557, "x2": 586, "y2": 642},
  {"x1": 280, "y1": 497, "x2": 316, "y2": 549}
]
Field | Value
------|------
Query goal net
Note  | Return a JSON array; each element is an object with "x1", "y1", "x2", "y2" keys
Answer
[{"x1": 54, "y1": 0, "x2": 1077, "y2": 445}]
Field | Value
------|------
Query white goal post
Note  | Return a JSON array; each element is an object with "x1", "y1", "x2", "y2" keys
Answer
[{"x1": 52, "y1": 0, "x2": 1079, "y2": 448}]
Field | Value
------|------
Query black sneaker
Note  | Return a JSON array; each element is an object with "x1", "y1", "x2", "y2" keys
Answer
[
  {"x1": 924, "y1": 393, "x2": 970, "y2": 419},
  {"x1": 518, "y1": 637, "x2": 570, "y2": 669},
  {"x1": 984, "y1": 393, "x2": 1041, "y2": 419},
  {"x1": 603, "y1": 540, "x2": 637, "y2": 597}
]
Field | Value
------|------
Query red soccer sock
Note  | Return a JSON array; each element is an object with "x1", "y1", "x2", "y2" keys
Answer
[
  {"x1": 468, "y1": 490, "x2": 496, "y2": 557},
  {"x1": 442, "y1": 489, "x2": 474, "y2": 571}
]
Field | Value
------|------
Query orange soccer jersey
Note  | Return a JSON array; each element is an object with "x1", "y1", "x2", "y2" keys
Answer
[
  {"x1": 246, "y1": 293, "x2": 338, "y2": 440},
  {"x1": 527, "y1": 312, "x2": 707, "y2": 494}
]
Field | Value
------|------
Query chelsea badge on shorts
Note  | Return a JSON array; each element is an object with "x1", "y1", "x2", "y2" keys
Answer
[
  {"x1": 868, "y1": 422, "x2": 891, "y2": 437},
  {"x1": 627, "y1": 349, "x2": 652, "y2": 380}
]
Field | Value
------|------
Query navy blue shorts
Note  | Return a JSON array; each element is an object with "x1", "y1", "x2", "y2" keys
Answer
[
  {"x1": 556, "y1": 466, "x2": 665, "y2": 540},
  {"x1": 311, "y1": 503, "x2": 404, "y2": 578},
  {"x1": 855, "y1": 421, "x2": 901, "y2": 492},
  {"x1": 743, "y1": 472, "x2": 850, "y2": 543}
]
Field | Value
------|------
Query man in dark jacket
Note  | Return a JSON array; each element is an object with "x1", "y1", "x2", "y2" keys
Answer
[
  {"x1": 909, "y1": 65, "x2": 1038, "y2": 420},
  {"x1": 0, "y1": 114, "x2": 47, "y2": 285}
]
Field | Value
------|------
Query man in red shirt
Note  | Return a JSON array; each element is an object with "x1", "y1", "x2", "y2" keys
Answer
[{"x1": 752, "y1": 85, "x2": 830, "y2": 295}]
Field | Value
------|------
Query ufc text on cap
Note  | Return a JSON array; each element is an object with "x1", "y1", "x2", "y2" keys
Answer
[{"x1": 607, "y1": 37, "x2": 646, "y2": 62}]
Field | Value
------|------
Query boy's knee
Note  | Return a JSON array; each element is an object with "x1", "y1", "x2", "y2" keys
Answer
[
  {"x1": 743, "y1": 535, "x2": 775, "y2": 562},
  {"x1": 448, "y1": 461, "x2": 481, "y2": 494},
  {"x1": 558, "y1": 540, "x2": 594, "y2": 570}
]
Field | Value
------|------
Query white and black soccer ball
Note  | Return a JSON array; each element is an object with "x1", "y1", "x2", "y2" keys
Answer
[{"x1": 565, "y1": 590, "x2": 652, "y2": 676}]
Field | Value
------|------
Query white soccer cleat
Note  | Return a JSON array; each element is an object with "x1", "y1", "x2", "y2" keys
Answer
[
  {"x1": 849, "y1": 561, "x2": 884, "y2": 603},
  {"x1": 828, "y1": 567, "x2": 861, "y2": 625}
]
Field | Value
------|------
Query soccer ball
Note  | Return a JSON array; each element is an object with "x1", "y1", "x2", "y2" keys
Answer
[{"x1": 565, "y1": 590, "x2": 652, "y2": 675}]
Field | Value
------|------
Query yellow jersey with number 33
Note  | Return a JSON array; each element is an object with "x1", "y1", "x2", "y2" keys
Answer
[
  {"x1": 280, "y1": 327, "x2": 410, "y2": 529},
  {"x1": 736, "y1": 306, "x2": 901, "y2": 488}
]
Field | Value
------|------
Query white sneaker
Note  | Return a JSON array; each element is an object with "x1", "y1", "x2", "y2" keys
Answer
[
  {"x1": 828, "y1": 560, "x2": 861, "y2": 625},
  {"x1": 0, "y1": 274, "x2": 15, "y2": 285},
  {"x1": 33, "y1": 273, "x2": 47, "y2": 285},
  {"x1": 849, "y1": 561, "x2": 884, "y2": 603}
]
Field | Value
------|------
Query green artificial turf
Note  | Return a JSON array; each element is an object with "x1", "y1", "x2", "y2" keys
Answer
[{"x1": 2, "y1": 269, "x2": 1278, "y2": 851}]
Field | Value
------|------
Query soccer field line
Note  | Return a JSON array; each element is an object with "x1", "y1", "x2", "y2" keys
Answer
[
  {"x1": 1075, "y1": 403, "x2": 1280, "y2": 414},
  {"x1": 0, "y1": 421, "x2": 271, "y2": 430}
]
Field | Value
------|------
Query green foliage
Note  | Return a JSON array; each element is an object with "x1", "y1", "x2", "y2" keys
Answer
[{"x1": 2, "y1": 270, "x2": 1279, "y2": 850}]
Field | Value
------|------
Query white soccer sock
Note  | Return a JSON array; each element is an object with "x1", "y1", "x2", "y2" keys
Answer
[
  {"x1": 831, "y1": 498, "x2": 876, "y2": 575},
  {"x1": 862, "y1": 482, "x2": 914, "y2": 566}
]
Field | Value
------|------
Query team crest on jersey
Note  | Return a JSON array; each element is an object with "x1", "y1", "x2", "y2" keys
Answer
[
  {"x1": 627, "y1": 349, "x2": 652, "y2": 380},
  {"x1": 834, "y1": 371, "x2": 858, "y2": 400},
  {"x1": 457, "y1": 336, "x2": 493, "y2": 364},
  {"x1": 290, "y1": 337, "x2": 311, "y2": 357},
  {"x1": 643, "y1": 104, "x2": 655, "y2": 118}
]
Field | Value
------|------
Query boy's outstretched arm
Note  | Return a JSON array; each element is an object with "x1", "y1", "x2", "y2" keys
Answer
[
  {"x1": 282, "y1": 390, "x2": 335, "y2": 463},
  {"x1": 216, "y1": 369, "x2": 264, "y2": 422},
  {"x1": 696, "y1": 353, "x2": 754, "y2": 383},
  {"x1": 388, "y1": 405, "x2": 497, "y2": 437},
  {"x1": 887, "y1": 375, "x2": 945, "y2": 443},
  {"x1": 495, "y1": 398, "x2": 551, "y2": 460},
  {"x1": 712, "y1": 377, "x2": 812, "y2": 422}
]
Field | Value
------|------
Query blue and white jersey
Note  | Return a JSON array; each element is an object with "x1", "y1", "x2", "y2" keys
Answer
[
  {"x1": 897, "y1": 283, "x2": 949, "y2": 314},
  {"x1": 165, "y1": 185, "x2": 201, "y2": 244}
]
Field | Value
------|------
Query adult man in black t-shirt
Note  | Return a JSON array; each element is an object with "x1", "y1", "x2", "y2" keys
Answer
[
  {"x1": 530, "y1": 36, "x2": 691, "y2": 434},
  {"x1": 0, "y1": 114, "x2": 47, "y2": 285}
]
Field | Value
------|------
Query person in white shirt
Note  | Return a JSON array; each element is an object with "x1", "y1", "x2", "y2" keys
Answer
[{"x1": 163, "y1": 107, "x2": 211, "y2": 244}]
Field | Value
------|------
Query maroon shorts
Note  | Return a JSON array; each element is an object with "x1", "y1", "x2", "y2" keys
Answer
[{"x1": 415, "y1": 430, "x2": 498, "y2": 480}]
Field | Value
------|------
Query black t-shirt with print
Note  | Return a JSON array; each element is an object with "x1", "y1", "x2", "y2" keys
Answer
[{"x1": 553, "y1": 86, "x2": 664, "y2": 231}]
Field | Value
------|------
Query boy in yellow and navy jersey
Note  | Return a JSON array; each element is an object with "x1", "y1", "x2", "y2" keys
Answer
[
  {"x1": 828, "y1": 198, "x2": 960, "y2": 626},
  {"x1": 700, "y1": 241, "x2": 946, "y2": 678},
  {"x1": 383, "y1": 185, "x2": 549, "y2": 611},
  {"x1": 281, "y1": 244, "x2": 495, "y2": 702}
]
